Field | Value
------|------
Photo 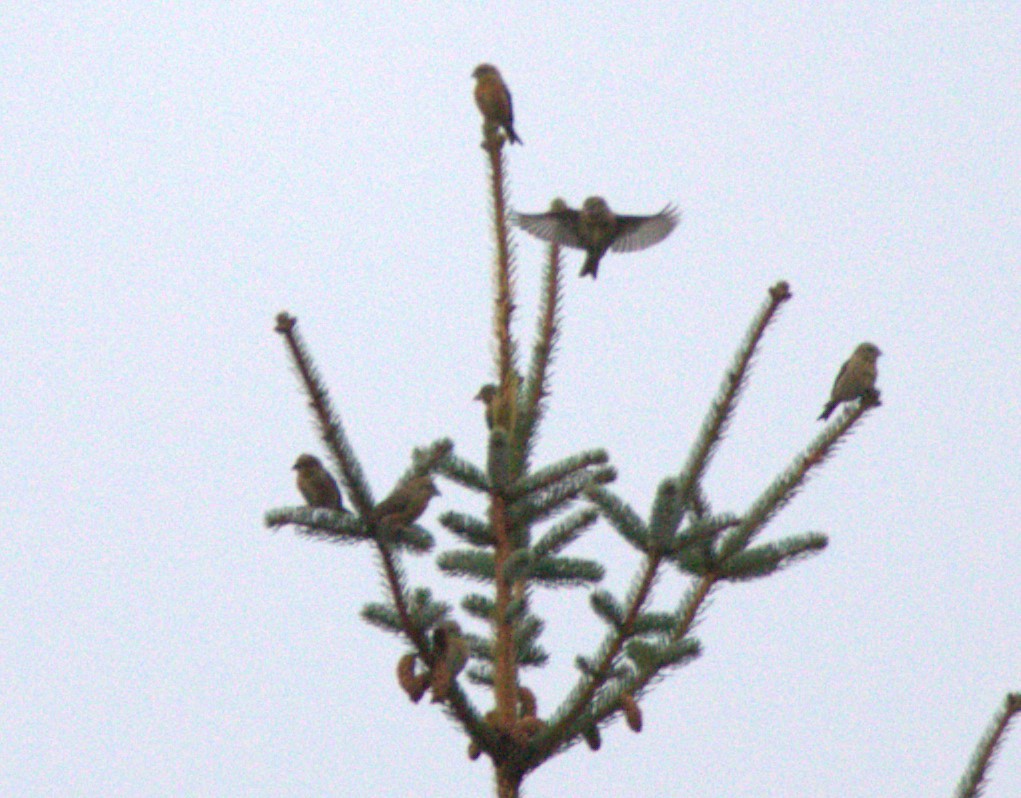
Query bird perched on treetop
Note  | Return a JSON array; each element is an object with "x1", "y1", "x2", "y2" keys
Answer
[
  {"x1": 372, "y1": 474, "x2": 440, "y2": 533},
  {"x1": 472, "y1": 63, "x2": 522, "y2": 145},
  {"x1": 293, "y1": 454, "x2": 347, "y2": 512},
  {"x1": 474, "y1": 384, "x2": 497, "y2": 429},
  {"x1": 513, "y1": 196, "x2": 679, "y2": 279},
  {"x1": 818, "y1": 342, "x2": 882, "y2": 420},
  {"x1": 430, "y1": 620, "x2": 469, "y2": 702}
]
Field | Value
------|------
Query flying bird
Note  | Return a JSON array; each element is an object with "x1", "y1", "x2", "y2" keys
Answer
[
  {"x1": 472, "y1": 63, "x2": 522, "y2": 145},
  {"x1": 818, "y1": 342, "x2": 882, "y2": 420},
  {"x1": 513, "y1": 196, "x2": 679, "y2": 278},
  {"x1": 372, "y1": 474, "x2": 440, "y2": 533},
  {"x1": 293, "y1": 454, "x2": 346, "y2": 512}
]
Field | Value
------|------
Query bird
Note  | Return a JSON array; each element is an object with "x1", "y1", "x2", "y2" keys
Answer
[
  {"x1": 372, "y1": 474, "x2": 440, "y2": 533},
  {"x1": 818, "y1": 342, "x2": 882, "y2": 420},
  {"x1": 472, "y1": 63, "x2": 522, "y2": 145},
  {"x1": 430, "y1": 620, "x2": 469, "y2": 702},
  {"x1": 513, "y1": 196, "x2": 679, "y2": 278},
  {"x1": 293, "y1": 454, "x2": 346, "y2": 511},
  {"x1": 474, "y1": 384, "x2": 497, "y2": 429}
]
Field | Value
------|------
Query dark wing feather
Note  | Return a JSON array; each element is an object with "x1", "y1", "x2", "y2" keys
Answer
[
  {"x1": 610, "y1": 205, "x2": 680, "y2": 253},
  {"x1": 512, "y1": 209, "x2": 585, "y2": 249},
  {"x1": 829, "y1": 360, "x2": 850, "y2": 398}
]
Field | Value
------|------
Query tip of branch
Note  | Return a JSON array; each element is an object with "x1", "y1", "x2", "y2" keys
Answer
[
  {"x1": 861, "y1": 388, "x2": 882, "y2": 411},
  {"x1": 480, "y1": 123, "x2": 506, "y2": 152},
  {"x1": 274, "y1": 312, "x2": 296, "y2": 334},
  {"x1": 769, "y1": 281, "x2": 792, "y2": 302}
]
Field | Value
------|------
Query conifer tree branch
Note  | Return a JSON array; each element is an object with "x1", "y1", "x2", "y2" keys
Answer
[
  {"x1": 673, "y1": 573, "x2": 718, "y2": 644},
  {"x1": 264, "y1": 507, "x2": 374, "y2": 545},
  {"x1": 677, "y1": 281, "x2": 792, "y2": 502},
  {"x1": 369, "y1": 440, "x2": 498, "y2": 747},
  {"x1": 483, "y1": 134, "x2": 519, "y2": 390},
  {"x1": 518, "y1": 243, "x2": 564, "y2": 471},
  {"x1": 438, "y1": 549, "x2": 497, "y2": 581},
  {"x1": 496, "y1": 762, "x2": 522, "y2": 798},
  {"x1": 481, "y1": 131, "x2": 525, "y2": 750},
  {"x1": 273, "y1": 317, "x2": 493, "y2": 753},
  {"x1": 562, "y1": 577, "x2": 715, "y2": 747},
  {"x1": 591, "y1": 574, "x2": 716, "y2": 731},
  {"x1": 439, "y1": 511, "x2": 494, "y2": 548},
  {"x1": 954, "y1": 692, "x2": 1021, "y2": 798},
  {"x1": 532, "y1": 552, "x2": 663, "y2": 765},
  {"x1": 717, "y1": 534, "x2": 827, "y2": 580},
  {"x1": 491, "y1": 491, "x2": 520, "y2": 734},
  {"x1": 274, "y1": 312, "x2": 374, "y2": 513},
  {"x1": 532, "y1": 509, "x2": 600, "y2": 558},
  {"x1": 435, "y1": 454, "x2": 490, "y2": 493},
  {"x1": 511, "y1": 467, "x2": 615, "y2": 529},
  {"x1": 719, "y1": 391, "x2": 879, "y2": 558},
  {"x1": 374, "y1": 541, "x2": 427, "y2": 648},
  {"x1": 375, "y1": 535, "x2": 499, "y2": 754},
  {"x1": 507, "y1": 450, "x2": 608, "y2": 501},
  {"x1": 585, "y1": 486, "x2": 651, "y2": 552}
]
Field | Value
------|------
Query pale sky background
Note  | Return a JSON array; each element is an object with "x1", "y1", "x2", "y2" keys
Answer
[{"x1": 2, "y1": 4, "x2": 1019, "y2": 797}]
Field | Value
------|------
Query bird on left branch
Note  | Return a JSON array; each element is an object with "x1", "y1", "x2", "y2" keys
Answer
[{"x1": 293, "y1": 454, "x2": 348, "y2": 512}]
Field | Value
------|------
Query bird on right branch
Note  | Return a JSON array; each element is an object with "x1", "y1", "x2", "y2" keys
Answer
[
  {"x1": 372, "y1": 474, "x2": 440, "y2": 535},
  {"x1": 513, "y1": 196, "x2": 679, "y2": 278},
  {"x1": 818, "y1": 342, "x2": 882, "y2": 420}
]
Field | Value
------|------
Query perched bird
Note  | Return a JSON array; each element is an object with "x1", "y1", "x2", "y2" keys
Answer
[
  {"x1": 372, "y1": 474, "x2": 440, "y2": 533},
  {"x1": 430, "y1": 620, "x2": 469, "y2": 702},
  {"x1": 474, "y1": 384, "x2": 497, "y2": 429},
  {"x1": 293, "y1": 454, "x2": 346, "y2": 511},
  {"x1": 818, "y1": 342, "x2": 882, "y2": 420},
  {"x1": 513, "y1": 196, "x2": 679, "y2": 278},
  {"x1": 472, "y1": 63, "x2": 522, "y2": 145}
]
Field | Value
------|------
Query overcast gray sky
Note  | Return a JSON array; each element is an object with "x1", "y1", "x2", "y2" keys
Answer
[{"x1": 2, "y1": 3, "x2": 1019, "y2": 796}]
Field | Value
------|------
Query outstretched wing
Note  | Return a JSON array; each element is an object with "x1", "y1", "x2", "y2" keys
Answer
[
  {"x1": 512, "y1": 209, "x2": 585, "y2": 250},
  {"x1": 610, "y1": 205, "x2": 680, "y2": 253}
]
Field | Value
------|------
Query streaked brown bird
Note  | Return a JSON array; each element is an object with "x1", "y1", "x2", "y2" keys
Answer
[
  {"x1": 474, "y1": 384, "x2": 497, "y2": 429},
  {"x1": 430, "y1": 620, "x2": 469, "y2": 702},
  {"x1": 372, "y1": 474, "x2": 440, "y2": 533},
  {"x1": 818, "y1": 342, "x2": 882, "y2": 420},
  {"x1": 513, "y1": 196, "x2": 679, "y2": 278},
  {"x1": 293, "y1": 453, "x2": 346, "y2": 511},
  {"x1": 472, "y1": 63, "x2": 522, "y2": 145}
]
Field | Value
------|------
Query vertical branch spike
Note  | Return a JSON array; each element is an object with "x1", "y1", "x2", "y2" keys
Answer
[
  {"x1": 677, "y1": 281, "x2": 792, "y2": 501},
  {"x1": 274, "y1": 312, "x2": 373, "y2": 512},
  {"x1": 481, "y1": 128, "x2": 523, "y2": 743},
  {"x1": 482, "y1": 135, "x2": 520, "y2": 387},
  {"x1": 518, "y1": 238, "x2": 565, "y2": 471}
]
